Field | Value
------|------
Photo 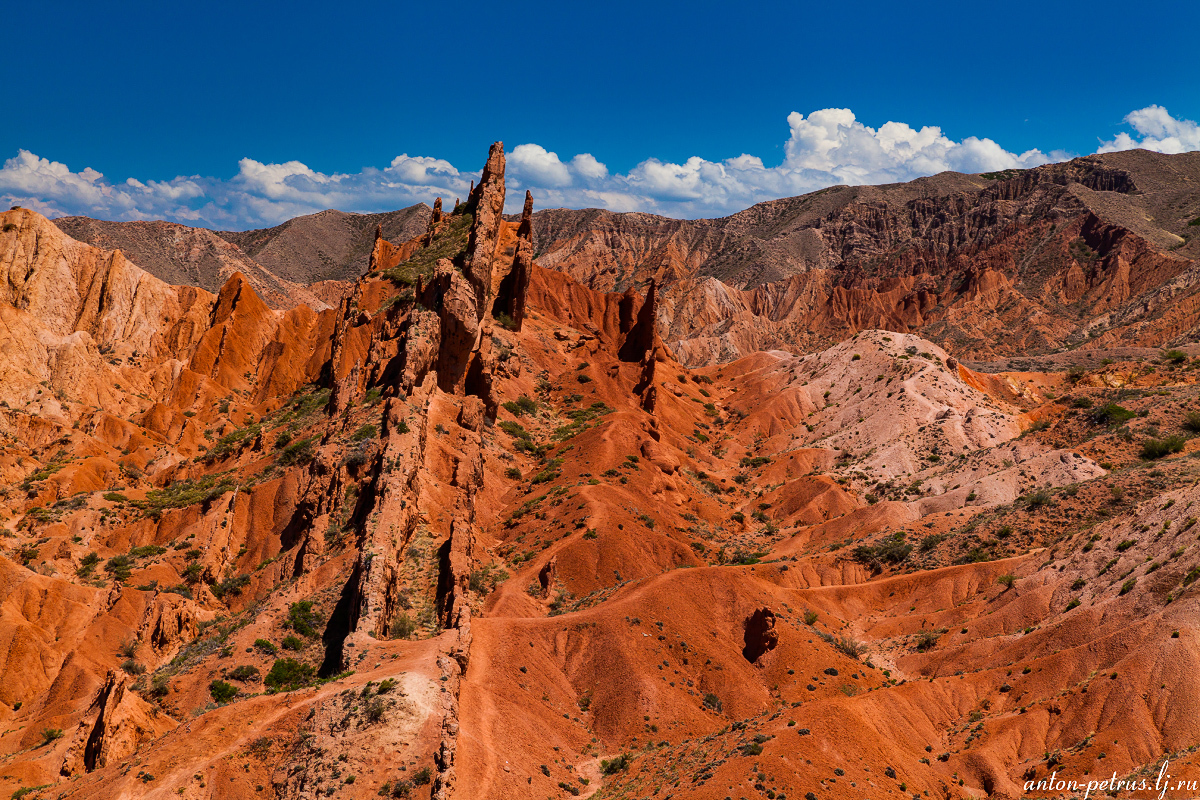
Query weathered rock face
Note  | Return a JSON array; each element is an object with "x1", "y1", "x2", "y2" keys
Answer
[
  {"x1": 741, "y1": 608, "x2": 779, "y2": 663},
  {"x1": 491, "y1": 190, "x2": 534, "y2": 331},
  {"x1": 464, "y1": 142, "x2": 507, "y2": 310},
  {"x1": 432, "y1": 260, "x2": 483, "y2": 394},
  {"x1": 530, "y1": 150, "x2": 1200, "y2": 364},
  {"x1": 429, "y1": 197, "x2": 444, "y2": 231},
  {"x1": 58, "y1": 671, "x2": 171, "y2": 776}
]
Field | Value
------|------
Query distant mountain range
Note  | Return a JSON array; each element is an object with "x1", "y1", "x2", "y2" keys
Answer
[
  {"x1": 55, "y1": 205, "x2": 430, "y2": 309},
  {"x1": 52, "y1": 150, "x2": 1200, "y2": 364}
]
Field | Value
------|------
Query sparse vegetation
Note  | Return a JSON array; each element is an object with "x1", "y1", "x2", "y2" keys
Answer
[
  {"x1": 915, "y1": 629, "x2": 944, "y2": 652},
  {"x1": 600, "y1": 753, "x2": 632, "y2": 775},
  {"x1": 1141, "y1": 435, "x2": 1185, "y2": 460},
  {"x1": 502, "y1": 395, "x2": 537, "y2": 416},
  {"x1": 209, "y1": 679, "x2": 238, "y2": 703},
  {"x1": 135, "y1": 475, "x2": 236, "y2": 517},
  {"x1": 279, "y1": 437, "x2": 317, "y2": 466},
  {"x1": 286, "y1": 600, "x2": 323, "y2": 638},
  {"x1": 263, "y1": 658, "x2": 316, "y2": 691},
  {"x1": 383, "y1": 213, "x2": 472, "y2": 285},
  {"x1": 351, "y1": 423, "x2": 377, "y2": 442},
  {"x1": 852, "y1": 532, "x2": 911, "y2": 570},
  {"x1": 1091, "y1": 403, "x2": 1135, "y2": 425},
  {"x1": 391, "y1": 612, "x2": 418, "y2": 639}
]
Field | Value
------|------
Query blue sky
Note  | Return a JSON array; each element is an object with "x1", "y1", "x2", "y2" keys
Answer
[{"x1": 2, "y1": 0, "x2": 1197, "y2": 228}]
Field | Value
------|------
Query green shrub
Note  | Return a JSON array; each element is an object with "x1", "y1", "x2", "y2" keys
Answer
[
  {"x1": 920, "y1": 533, "x2": 946, "y2": 552},
  {"x1": 411, "y1": 766, "x2": 432, "y2": 785},
  {"x1": 502, "y1": 395, "x2": 537, "y2": 416},
  {"x1": 182, "y1": 561, "x2": 204, "y2": 584},
  {"x1": 286, "y1": 600, "x2": 322, "y2": 638},
  {"x1": 702, "y1": 693, "x2": 722, "y2": 712},
  {"x1": 600, "y1": 753, "x2": 631, "y2": 775},
  {"x1": 264, "y1": 658, "x2": 316, "y2": 691},
  {"x1": 392, "y1": 612, "x2": 417, "y2": 639},
  {"x1": 76, "y1": 552, "x2": 101, "y2": 577},
  {"x1": 280, "y1": 437, "x2": 317, "y2": 466},
  {"x1": 281, "y1": 635, "x2": 305, "y2": 651},
  {"x1": 852, "y1": 533, "x2": 912, "y2": 570},
  {"x1": 351, "y1": 424, "x2": 377, "y2": 442},
  {"x1": 1119, "y1": 578, "x2": 1136, "y2": 596},
  {"x1": 40, "y1": 728, "x2": 63, "y2": 746},
  {"x1": 253, "y1": 638, "x2": 278, "y2": 655},
  {"x1": 1163, "y1": 349, "x2": 1188, "y2": 364},
  {"x1": 914, "y1": 630, "x2": 942, "y2": 652},
  {"x1": 209, "y1": 679, "x2": 238, "y2": 703},
  {"x1": 228, "y1": 665, "x2": 260, "y2": 682},
  {"x1": 211, "y1": 574, "x2": 250, "y2": 599},
  {"x1": 104, "y1": 555, "x2": 134, "y2": 583},
  {"x1": 836, "y1": 636, "x2": 866, "y2": 660},
  {"x1": 1024, "y1": 490, "x2": 1053, "y2": 509},
  {"x1": 1091, "y1": 403, "x2": 1135, "y2": 425},
  {"x1": 1142, "y1": 435, "x2": 1186, "y2": 460}
]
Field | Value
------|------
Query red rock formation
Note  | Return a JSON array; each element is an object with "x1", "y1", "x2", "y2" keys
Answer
[
  {"x1": 491, "y1": 190, "x2": 534, "y2": 331},
  {"x1": 463, "y1": 142, "x2": 506, "y2": 309},
  {"x1": 8, "y1": 147, "x2": 1200, "y2": 800},
  {"x1": 532, "y1": 151, "x2": 1200, "y2": 364}
]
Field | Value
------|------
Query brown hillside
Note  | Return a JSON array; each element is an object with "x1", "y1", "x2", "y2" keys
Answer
[{"x1": 531, "y1": 151, "x2": 1200, "y2": 365}]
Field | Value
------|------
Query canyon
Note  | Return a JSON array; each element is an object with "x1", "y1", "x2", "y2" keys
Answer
[{"x1": 2, "y1": 144, "x2": 1200, "y2": 800}]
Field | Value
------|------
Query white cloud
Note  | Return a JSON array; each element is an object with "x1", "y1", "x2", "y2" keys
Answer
[
  {"x1": 1097, "y1": 105, "x2": 1200, "y2": 154},
  {"x1": 508, "y1": 144, "x2": 573, "y2": 187},
  {"x1": 2, "y1": 106, "x2": 1195, "y2": 229}
]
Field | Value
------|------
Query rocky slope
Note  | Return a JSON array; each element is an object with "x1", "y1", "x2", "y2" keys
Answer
[
  {"x1": 3, "y1": 145, "x2": 1200, "y2": 800},
  {"x1": 217, "y1": 206, "x2": 431, "y2": 284},
  {"x1": 55, "y1": 205, "x2": 431, "y2": 311},
  {"x1": 51, "y1": 217, "x2": 336, "y2": 311},
  {"x1": 531, "y1": 150, "x2": 1200, "y2": 365}
]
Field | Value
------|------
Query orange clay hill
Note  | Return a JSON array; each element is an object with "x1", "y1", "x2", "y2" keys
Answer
[{"x1": 3, "y1": 144, "x2": 1200, "y2": 800}]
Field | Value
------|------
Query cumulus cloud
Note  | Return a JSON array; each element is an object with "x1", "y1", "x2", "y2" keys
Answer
[
  {"x1": 2, "y1": 106, "x2": 1195, "y2": 228},
  {"x1": 1097, "y1": 105, "x2": 1200, "y2": 154},
  {"x1": 0, "y1": 150, "x2": 473, "y2": 229}
]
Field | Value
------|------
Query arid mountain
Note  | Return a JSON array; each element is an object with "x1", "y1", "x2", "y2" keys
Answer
[
  {"x1": 5, "y1": 146, "x2": 1200, "y2": 800},
  {"x1": 55, "y1": 205, "x2": 432, "y2": 311},
  {"x1": 217, "y1": 206, "x2": 431, "y2": 284},
  {"x1": 530, "y1": 150, "x2": 1200, "y2": 365},
  {"x1": 52, "y1": 216, "x2": 340, "y2": 311}
]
